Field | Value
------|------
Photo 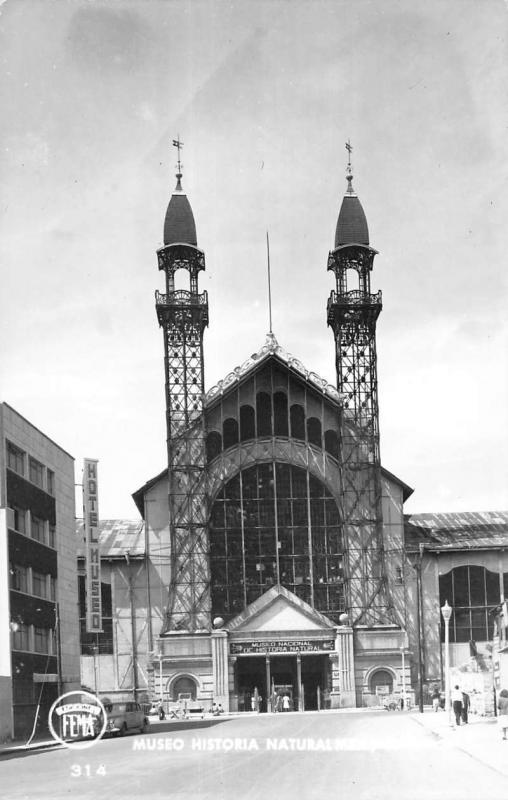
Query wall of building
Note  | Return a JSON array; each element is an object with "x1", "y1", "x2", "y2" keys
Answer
[
  {"x1": 80, "y1": 558, "x2": 152, "y2": 701},
  {"x1": 0, "y1": 403, "x2": 80, "y2": 739},
  {"x1": 0, "y1": 508, "x2": 12, "y2": 741},
  {"x1": 381, "y1": 475, "x2": 407, "y2": 628},
  {"x1": 144, "y1": 476, "x2": 171, "y2": 644}
]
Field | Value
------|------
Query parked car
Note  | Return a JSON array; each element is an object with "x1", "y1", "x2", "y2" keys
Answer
[{"x1": 103, "y1": 701, "x2": 149, "y2": 736}]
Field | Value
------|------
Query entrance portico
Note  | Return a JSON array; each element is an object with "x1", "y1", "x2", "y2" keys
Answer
[{"x1": 211, "y1": 585, "x2": 354, "y2": 711}]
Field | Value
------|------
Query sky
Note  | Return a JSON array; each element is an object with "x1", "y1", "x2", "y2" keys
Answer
[{"x1": 1, "y1": 0, "x2": 507, "y2": 520}]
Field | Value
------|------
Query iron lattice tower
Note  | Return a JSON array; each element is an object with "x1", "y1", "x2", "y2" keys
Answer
[
  {"x1": 327, "y1": 147, "x2": 396, "y2": 626},
  {"x1": 155, "y1": 147, "x2": 210, "y2": 632}
]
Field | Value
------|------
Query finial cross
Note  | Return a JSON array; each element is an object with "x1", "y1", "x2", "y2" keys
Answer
[{"x1": 172, "y1": 136, "x2": 184, "y2": 174}]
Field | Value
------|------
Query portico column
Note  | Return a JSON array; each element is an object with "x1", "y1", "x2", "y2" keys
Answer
[
  {"x1": 211, "y1": 629, "x2": 229, "y2": 711},
  {"x1": 265, "y1": 655, "x2": 271, "y2": 712},
  {"x1": 334, "y1": 625, "x2": 355, "y2": 708},
  {"x1": 296, "y1": 653, "x2": 302, "y2": 711}
]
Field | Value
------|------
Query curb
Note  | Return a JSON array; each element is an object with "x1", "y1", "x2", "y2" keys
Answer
[{"x1": 0, "y1": 740, "x2": 61, "y2": 756}]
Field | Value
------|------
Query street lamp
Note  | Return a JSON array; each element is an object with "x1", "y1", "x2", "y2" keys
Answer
[{"x1": 441, "y1": 600, "x2": 453, "y2": 727}]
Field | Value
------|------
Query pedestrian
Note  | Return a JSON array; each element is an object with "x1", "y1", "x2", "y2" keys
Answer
[
  {"x1": 431, "y1": 686, "x2": 441, "y2": 712},
  {"x1": 497, "y1": 689, "x2": 508, "y2": 740},
  {"x1": 451, "y1": 685, "x2": 463, "y2": 726},
  {"x1": 282, "y1": 694, "x2": 290, "y2": 712},
  {"x1": 461, "y1": 691, "x2": 470, "y2": 724},
  {"x1": 158, "y1": 700, "x2": 165, "y2": 720}
]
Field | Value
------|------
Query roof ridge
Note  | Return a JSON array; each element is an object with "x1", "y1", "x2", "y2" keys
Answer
[{"x1": 205, "y1": 333, "x2": 341, "y2": 405}]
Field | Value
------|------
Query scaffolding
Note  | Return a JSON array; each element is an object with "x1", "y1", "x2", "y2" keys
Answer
[
  {"x1": 156, "y1": 244, "x2": 210, "y2": 632},
  {"x1": 327, "y1": 243, "x2": 397, "y2": 626}
]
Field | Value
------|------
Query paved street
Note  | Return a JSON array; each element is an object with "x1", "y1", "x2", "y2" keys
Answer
[{"x1": 2, "y1": 711, "x2": 508, "y2": 800}]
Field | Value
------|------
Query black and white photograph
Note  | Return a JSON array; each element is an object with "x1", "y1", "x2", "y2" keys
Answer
[{"x1": 1, "y1": 1, "x2": 508, "y2": 798}]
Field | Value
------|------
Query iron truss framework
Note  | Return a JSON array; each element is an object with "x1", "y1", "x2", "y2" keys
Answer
[
  {"x1": 156, "y1": 243, "x2": 210, "y2": 632},
  {"x1": 327, "y1": 244, "x2": 397, "y2": 626}
]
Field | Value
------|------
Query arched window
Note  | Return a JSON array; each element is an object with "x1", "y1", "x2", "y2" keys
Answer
[
  {"x1": 173, "y1": 268, "x2": 190, "y2": 292},
  {"x1": 223, "y1": 418, "x2": 239, "y2": 449},
  {"x1": 240, "y1": 405, "x2": 255, "y2": 442},
  {"x1": 273, "y1": 392, "x2": 288, "y2": 437},
  {"x1": 370, "y1": 669, "x2": 393, "y2": 694},
  {"x1": 256, "y1": 392, "x2": 272, "y2": 437},
  {"x1": 206, "y1": 431, "x2": 222, "y2": 462},
  {"x1": 307, "y1": 417, "x2": 322, "y2": 448},
  {"x1": 324, "y1": 429, "x2": 339, "y2": 459},
  {"x1": 171, "y1": 675, "x2": 197, "y2": 701},
  {"x1": 345, "y1": 268, "x2": 360, "y2": 293},
  {"x1": 290, "y1": 404, "x2": 305, "y2": 440},
  {"x1": 210, "y1": 463, "x2": 343, "y2": 624}
]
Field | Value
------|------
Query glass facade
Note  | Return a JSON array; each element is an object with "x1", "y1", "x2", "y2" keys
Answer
[
  {"x1": 439, "y1": 565, "x2": 501, "y2": 643},
  {"x1": 210, "y1": 462, "x2": 344, "y2": 622}
]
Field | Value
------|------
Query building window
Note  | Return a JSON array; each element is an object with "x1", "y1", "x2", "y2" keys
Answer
[
  {"x1": 12, "y1": 622, "x2": 30, "y2": 652},
  {"x1": 370, "y1": 669, "x2": 393, "y2": 694},
  {"x1": 12, "y1": 507, "x2": 27, "y2": 535},
  {"x1": 206, "y1": 431, "x2": 222, "y2": 463},
  {"x1": 210, "y1": 462, "x2": 344, "y2": 622},
  {"x1": 256, "y1": 392, "x2": 272, "y2": 437},
  {"x1": 47, "y1": 469, "x2": 55, "y2": 496},
  {"x1": 29, "y1": 456, "x2": 45, "y2": 489},
  {"x1": 7, "y1": 441, "x2": 25, "y2": 476},
  {"x1": 273, "y1": 392, "x2": 289, "y2": 437},
  {"x1": 171, "y1": 675, "x2": 197, "y2": 701},
  {"x1": 49, "y1": 524, "x2": 56, "y2": 549},
  {"x1": 31, "y1": 515, "x2": 46, "y2": 544},
  {"x1": 223, "y1": 418, "x2": 239, "y2": 449},
  {"x1": 50, "y1": 576, "x2": 57, "y2": 601},
  {"x1": 34, "y1": 627, "x2": 49, "y2": 654},
  {"x1": 240, "y1": 405, "x2": 256, "y2": 442},
  {"x1": 32, "y1": 570, "x2": 47, "y2": 599},
  {"x1": 290, "y1": 404, "x2": 305, "y2": 440},
  {"x1": 439, "y1": 565, "x2": 499, "y2": 643},
  {"x1": 10, "y1": 564, "x2": 28, "y2": 593}
]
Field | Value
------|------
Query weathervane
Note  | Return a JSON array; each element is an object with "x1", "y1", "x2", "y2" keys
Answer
[
  {"x1": 172, "y1": 136, "x2": 184, "y2": 175},
  {"x1": 345, "y1": 139, "x2": 354, "y2": 193},
  {"x1": 345, "y1": 139, "x2": 353, "y2": 175}
]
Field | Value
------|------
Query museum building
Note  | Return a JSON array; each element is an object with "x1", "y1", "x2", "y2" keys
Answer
[
  {"x1": 128, "y1": 152, "x2": 419, "y2": 712},
  {"x1": 75, "y1": 155, "x2": 508, "y2": 714}
]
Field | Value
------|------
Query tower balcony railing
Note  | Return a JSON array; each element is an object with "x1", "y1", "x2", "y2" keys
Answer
[
  {"x1": 155, "y1": 289, "x2": 208, "y2": 307},
  {"x1": 328, "y1": 289, "x2": 382, "y2": 308}
]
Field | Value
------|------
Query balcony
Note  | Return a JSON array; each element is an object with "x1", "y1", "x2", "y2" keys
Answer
[{"x1": 155, "y1": 290, "x2": 208, "y2": 307}]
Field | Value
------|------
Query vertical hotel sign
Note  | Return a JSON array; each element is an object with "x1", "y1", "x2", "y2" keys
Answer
[{"x1": 84, "y1": 459, "x2": 102, "y2": 633}]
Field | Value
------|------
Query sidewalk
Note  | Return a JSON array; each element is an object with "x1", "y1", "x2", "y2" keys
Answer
[
  {"x1": 412, "y1": 711, "x2": 508, "y2": 778},
  {"x1": 0, "y1": 733, "x2": 60, "y2": 756}
]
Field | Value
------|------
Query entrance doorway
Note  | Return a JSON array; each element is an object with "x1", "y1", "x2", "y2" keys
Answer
[
  {"x1": 270, "y1": 655, "x2": 298, "y2": 712},
  {"x1": 236, "y1": 657, "x2": 266, "y2": 712},
  {"x1": 234, "y1": 653, "x2": 330, "y2": 712},
  {"x1": 301, "y1": 655, "x2": 328, "y2": 711}
]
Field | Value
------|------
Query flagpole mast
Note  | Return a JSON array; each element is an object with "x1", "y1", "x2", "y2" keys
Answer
[{"x1": 267, "y1": 231, "x2": 273, "y2": 334}]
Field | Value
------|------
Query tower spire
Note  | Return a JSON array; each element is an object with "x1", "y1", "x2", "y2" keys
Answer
[
  {"x1": 327, "y1": 158, "x2": 398, "y2": 628},
  {"x1": 156, "y1": 144, "x2": 209, "y2": 633}
]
